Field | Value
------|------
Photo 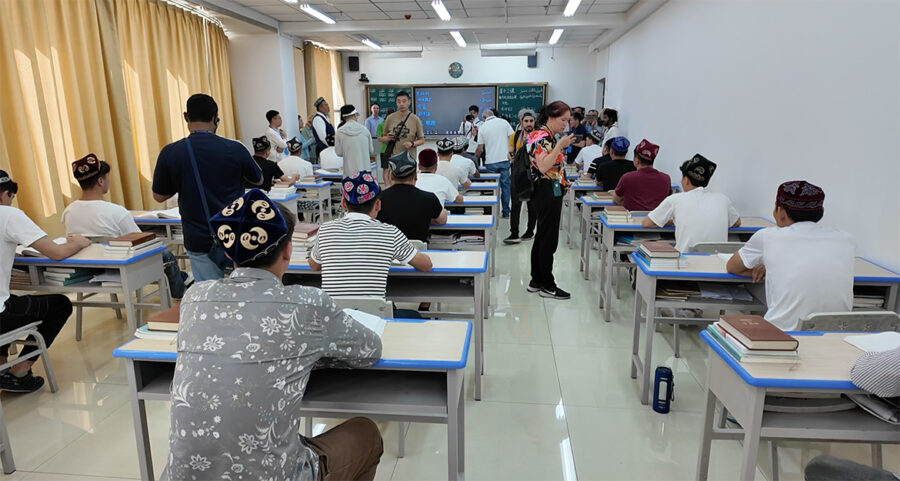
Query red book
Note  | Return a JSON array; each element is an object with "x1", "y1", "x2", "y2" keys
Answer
[
  {"x1": 109, "y1": 232, "x2": 156, "y2": 247},
  {"x1": 719, "y1": 315, "x2": 798, "y2": 351},
  {"x1": 293, "y1": 223, "x2": 320, "y2": 239},
  {"x1": 146, "y1": 305, "x2": 180, "y2": 332},
  {"x1": 638, "y1": 240, "x2": 680, "y2": 258}
]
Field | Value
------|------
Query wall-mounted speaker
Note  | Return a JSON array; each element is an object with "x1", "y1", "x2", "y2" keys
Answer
[
  {"x1": 349, "y1": 56, "x2": 360, "y2": 72},
  {"x1": 527, "y1": 53, "x2": 537, "y2": 68}
]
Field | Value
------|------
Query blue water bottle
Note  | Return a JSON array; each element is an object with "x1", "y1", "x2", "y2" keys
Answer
[{"x1": 652, "y1": 366, "x2": 674, "y2": 414}]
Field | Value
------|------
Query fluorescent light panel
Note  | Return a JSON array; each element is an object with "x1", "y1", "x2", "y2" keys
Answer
[
  {"x1": 450, "y1": 31, "x2": 466, "y2": 47},
  {"x1": 549, "y1": 28, "x2": 564, "y2": 45},
  {"x1": 480, "y1": 48, "x2": 536, "y2": 57},
  {"x1": 431, "y1": 0, "x2": 451, "y2": 21},
  {"x1": 563, "y1": 0, "x2": 581, "y2": 17},
  {"x1": 361, "y1": 38, "x2": 382, "y2": 49},
  {"x1": 300, "y1": 4, "x2": 336, "y2": 24},
  {"x1": 283, "y1": 0, "x2": 298, "y2": 4}
]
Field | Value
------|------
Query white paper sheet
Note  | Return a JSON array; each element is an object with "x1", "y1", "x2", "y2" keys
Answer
[
  {"x1": 844, "y1": 332, "x2": 900, "y2": 353},
  {"x1": 343, "y1": 308, "x2": 386, "y2": 337}
]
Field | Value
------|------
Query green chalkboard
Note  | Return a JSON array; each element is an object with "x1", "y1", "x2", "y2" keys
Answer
[
  {"x1": 366, "y1": 85, "x2": 414, "y2": 118},
  {"x1": 497, "y1": 84, "x2": 547, "y2": 129}
]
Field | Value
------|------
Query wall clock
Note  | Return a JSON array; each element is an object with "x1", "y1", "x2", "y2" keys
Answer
[{"x1": 448, "y1": 62, "x2": 463, "y2": 78}]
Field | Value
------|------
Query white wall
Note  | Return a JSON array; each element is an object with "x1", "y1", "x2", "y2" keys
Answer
[
  {"x1": 341, "y1": 47, "x2": 602, "y2": 114},
  {"x1": 605, "y1": 0, "x2": 900, "y2": 271}
]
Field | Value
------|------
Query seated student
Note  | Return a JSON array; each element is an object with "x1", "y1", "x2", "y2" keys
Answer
[
  {"x1": 415, "y1": 149, "x2": 463, "y2": 204},
  {"x1": 309, "y1": 171, "x2": 433, "y2": 318},
  {"x1": 319, "y1": 146, "x2": 343, "y2": 171},
  {"x1": 642, "y1": 154, "x2": 741, "y2": 252},
  {"x1": 0, "y1": 170, "x2": 90, "y2": 392},
  {"x1": 612, "y1": 138, "x2": 671, "y2": 211},
  {"x1": 377, "y1": 152, "x2": 448, "y2": 242},
  {"x1": 726, "y1": 181, "x2": 854, "y2": 331},
  {"x1": 167, "y1": 189, "x2": 383, "y2": 481},
  {"x1": 435, "y1": 137, "x2": 470, "y2": 189},
  {"x1": 247, "y1": 137, "x2": 298, "y2": 191},
  {"x1": 573, "y1": 129, "x2": 605, "y2": 171},
  {"x1": 583, "y1": 138, "x2": 613, "y2": 184},
  {"x1": 451, "y1": 136, "x2": 479, "y2": 180},
  {"x1": 278, "y1": 138, "x2": 315, "y2": 179},
  {"x1": 61, "y1": 154, "x2": 188, "y2": 298}
]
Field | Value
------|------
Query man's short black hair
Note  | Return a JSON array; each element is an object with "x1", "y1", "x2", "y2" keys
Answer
[
  {"x1": 468, "y1": 105, "x2": 479, "y2": 113},
  {"x1": 635, "y1": 152, "x2": 654, "y2": 166},
  {"x1": 266, "y1": 110, "x2": 279, "y2": 122},
  {"x1": 77, "y1": 161, "x2": 112, "y2": 190},
  {"x1": 604, "y1": 138, "x2": 615, "y2": 149},
  {"x1": 396, "y1": 91, "x2": 410, "y2": 99},
  {"x1": 783, "y1": 207, "x2": 824, "y2": 223},
  {"x1": 244, "y1": 204, "x2": 296, "y2": 269},
  {"x1": 371, "y1": 102, "x2": 380, "y2": 107},
  {"x1": 603, "y1": 108, "x2": 618, "y2": 124},
  {"x1": 572, "y1": 111, "x2": 584, "y2": 122},
  {"x1": 186, "y1": 94, "x2": 218, "y2": 122},
  {"x1": 465, "y1": 114, "x2": 474, "y2": 121},
  {"x1": 0, "y1": 170, "x2": 17, "y2": 195},
  {"x1": 345, "y1": 193, "x2": 380, "y2": 214}
]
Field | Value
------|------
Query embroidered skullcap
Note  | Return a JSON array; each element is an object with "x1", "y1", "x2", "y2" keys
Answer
[
  {"x1": 341, "y1": 170, "x2": 381, "y2": 205},
  {"x1": 388, "y1": 152, "x2": 417, "y2": 179},
  {"x1": 634, "y1": 139, "x2": 660, "y2": 162},
  {"x1": 72, "y1": 154, "x2": 102, "y2": 181},
  {"x1": 776, "y1": 180, "x2": 825, "y2": 212},
  {"x1": 210, "y1": 189, "x2": 288, "y2": 266},
  {"x1": 680, "y1": 154, "x2": 717, "y2": 186},
  {"x1": 417, "y1": 149, "x2": 438, "y2": 168},
  {"x1": 252, "y1": 136, "x2": 270, "y2": 153}
]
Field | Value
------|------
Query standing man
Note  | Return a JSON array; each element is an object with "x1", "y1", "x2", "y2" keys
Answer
[
  {"x1": 152, "y1": 93, "x2": 263, "y2": 282},
  {"x1": 474, "y1": 109, "x2": 514, "y2": 217},
  {"x1": 566, "y1": 111, "x2": 588, "y2": 165},
  {"x1": 378, "y1": 91, "x2": 424, "y2": 158},
  {"x1": 600, "y1": 108, "x2": 620, "y2": 146},
  {"x1": 364, "y1": 102, "x2": 381, "y2": 140},
  {"x1": 311, "y1": 97, "x2": 335, "y2": 158},
  {"x1": 506, "y1": 110, "x2": 537, "y2": 244},
  {"x1": 335, "y1": 104, "x2": 375, "y2": 176},
  {"x1": 585, "y1": 109, "x2": 602, "y2": 135},
  {"x1": 264, "y1": 110, "x2": 288, "y2": 161}
]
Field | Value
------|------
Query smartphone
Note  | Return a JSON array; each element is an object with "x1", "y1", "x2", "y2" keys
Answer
[{"x1": 573, "y1": 134, "x2": 584, "y2": 142}]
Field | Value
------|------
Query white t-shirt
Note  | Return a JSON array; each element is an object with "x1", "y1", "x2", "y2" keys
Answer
[
  {"x1": 476, "y1": 116, "x2": 514, "y2": 164},
  {"x1": 265, "y1": 127, "x2": 288, "y2": 162},
  {"x1": 737, "y1": 222, "x2": 855, "y2": 331},
  {"x1": 459, "y1": 121, "x2": 477, "y2": 154},
  {"x1": 573, "y1": 144, "x2": 605, "y2": 168},
  {"x1": 278, "y1": 155, "x2": 314, "y2": 179},
  {"x1": 0, "y1": 206, "x2": 47, "y2": 311},
  {"x1": 61, "y1": 200, "x2": 141, "y2": 238},
  {"x1": 416, "y1": 172, "x2": 459, "y2": 204},
  {"x1": 436, "y1": 161, "x2": 467, "y2": 188},
  {"x1": 646, "y1": 187, "x2": 740, "y2": 253},
  {"x1": 318, "y1": 147, "x2": 342, "y2": 171},
  {"x1": 601, "y1": 123, "x2": 621, "y2": 147},
  {"x1": 450, "y1": 154, "x2": 477, "y2": 178}
]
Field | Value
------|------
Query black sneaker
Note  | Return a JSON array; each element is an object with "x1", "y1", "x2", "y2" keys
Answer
[
  {"x1": 539, "y1": 287, "x2": 571, "y2": 300},
  {"x1": 501, "y1": 214, "x2": 510, "y2": 219},
  {"x1": 527, "y1": 281, "x2": 542, "y2": 293},
  {"x1": 0, "y1": 371, "x2": 45, "y2": 393},
  {"x1": 521, "y1": 231, "x2": 534, "y2": 240},
  {"x1": 503, "y1": 235, "x2": 521, "y2": 245}
]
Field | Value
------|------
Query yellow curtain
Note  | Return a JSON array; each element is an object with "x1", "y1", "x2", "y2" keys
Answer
[
  {"x1": 304, "y1": 42, "x2": 333, "y2": 123},
  {"x1": 293, "y1": 47, "x2": 308, "y2": 122},
  {"x1": 0, "y1": 0, "x2": 137, "y2": 234}
]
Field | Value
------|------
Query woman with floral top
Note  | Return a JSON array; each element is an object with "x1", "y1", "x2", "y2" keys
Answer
[{"x1": 525, "y1": 101, "x2": 576, "y2": 300}]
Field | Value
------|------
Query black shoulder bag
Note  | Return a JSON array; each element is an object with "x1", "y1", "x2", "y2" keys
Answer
[
  {"x1": 184, "y1": 137, "x2": 231, "y2": 271},
  {"x1": 381, "y1": 112, "x2": 412, "y2": 164}
]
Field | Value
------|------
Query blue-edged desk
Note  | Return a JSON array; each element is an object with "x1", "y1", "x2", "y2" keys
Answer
[
  {"x1": 696, "y1": 331, "x2": 900, "y2": 481},
  {"x1": 429, "y1": 215, "x2": 496, "y2": 277},
  {"x1": 294, "y1": 180, "x2": 333, "y2": 221},
  {"x1": 472, "y1": 172, "x2": 500, "y2": 181},
  {"x1": 285, "y1": 250, "x2": 490, "y2": 400},
  {"x1": 113, "y1": 319, "x2": 471, "y2": 481},
  {"x1": 563, "y1": 182, "x2": 608, "y2": 248},
  {"x1": 630, "y1": 253, "x2": 900, "y2": 406},
  {"x1": 598, "y1": 216, "x2": 774, "y2": 320},
  {"x1": 13, "y1": 244, "x2": 171, "y2": 340},
  {"x1": 464, "y1": 181, "x2": 499, "y2": 195},
  {"x1": 445, "y1": 195, "x2": 499, "y2": 229},
  {"x1": 577, "y1": 193, "x2": 615, "y2": 279}
]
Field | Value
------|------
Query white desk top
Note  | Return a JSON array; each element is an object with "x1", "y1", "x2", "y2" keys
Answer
[
  {"x1": 14, "y1": 243, "x2": 166, "y2": 266},
  {"x1": 433, "y1": 215, "x2": 493, "y2": 228},
  {"x1": 446, "y1": 195, "x2": 498, "y2": 206},
  {"x1": 467, "y1": 182, "x2": 499, "y2": 189},
  {"x1": 289, "y1": 250, "x2": 488, "y2": 274},
  {"x1": 604, "y1": 216, "x2": 774, "y2": 232}
]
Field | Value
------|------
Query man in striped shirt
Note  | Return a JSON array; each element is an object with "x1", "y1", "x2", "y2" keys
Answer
[{"x1": 309, "y1": 171, "x2": 432, "y2": 300}]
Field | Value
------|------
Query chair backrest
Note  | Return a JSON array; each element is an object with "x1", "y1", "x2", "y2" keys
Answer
[
  {"x1": 688, "y1": 242, "x2": 745, "y2": 254},
  {"x1": 798, "y1": 311, "x2": 900, "y2": 332},
  {"x1": 332, "y1": 296, "x2": 394, "y2": 318},
  {"x1": 409, "y1": 240, "x2": 427, "y2": 251}
]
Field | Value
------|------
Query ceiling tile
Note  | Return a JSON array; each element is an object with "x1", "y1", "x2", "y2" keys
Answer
[
  {"x1": 344, "y1": 10, "x2": 392, "y2": 19},
  {"x1": 376, "y1": 1, "x2": 424, "y2": 11}
]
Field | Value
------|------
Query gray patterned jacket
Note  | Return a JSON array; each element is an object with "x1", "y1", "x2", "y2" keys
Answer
[{"x1": 166, "y1": 268, "x2": 382, "y2": 481}]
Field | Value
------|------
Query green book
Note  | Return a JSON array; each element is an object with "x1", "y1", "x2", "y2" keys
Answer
[{"x1": 705, "y1": 325, "x2": 742, "y2": 361}]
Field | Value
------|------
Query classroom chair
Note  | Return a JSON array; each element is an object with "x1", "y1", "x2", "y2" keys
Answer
[
  {"x1": 0, "y1": 322, "x2": 59, "y2": 393},
  {"x1": 766, "y1": 310, "x2": 899, "y2": 481}
]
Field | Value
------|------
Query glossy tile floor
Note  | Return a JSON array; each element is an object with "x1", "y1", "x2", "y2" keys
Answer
[{"x1": 2, "y1": 218, "x2": 898, "y2": 480}]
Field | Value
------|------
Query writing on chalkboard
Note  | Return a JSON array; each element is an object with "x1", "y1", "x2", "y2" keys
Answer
[
  {"x1": 497, "y1": 84, "x2": 546, "y2": 129},
  {"x1": 366, "y1": 86, "x2": 413, "y2": 118}
]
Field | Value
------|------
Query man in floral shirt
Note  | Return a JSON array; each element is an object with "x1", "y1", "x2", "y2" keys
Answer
[{"x1": 167, "y1": 189, "x2": 384, "y2": 481}]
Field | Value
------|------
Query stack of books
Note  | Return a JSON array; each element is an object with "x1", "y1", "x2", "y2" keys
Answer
[
  {"x1": 428, "y1": 232, "x2": 458, "y2": 244},
  {"x1": 455, "y1": 232, "x2": 484, "y2": 245},
  {"x1": 134, "y1": 304, "x2": 179, "y2": 341},
  {"x1": 853, "y1": 286, "x2": 885, "y2": 309},
  {"x1": 89, "y1": 270, "x2": 123, "y2": 288},
  {"x1": 299, "y1": 176, "x2": 317, "y2": 184},
  {"x1": 42, "y1": 267, "x2": 97, "y2": 286},
  {"x1": 573, "y1": 178, "x2": 596, "y2": 187},
  {"x1": 705, "y1": 315, "x2": 800, "y2": 364},
  {"x1": 291, "y1": 223, "x2": 319, "y2": 261},
  {"x1": 586, "y1": 192, "x2": 613, "y2": 201},
  {"x1": 656, "y1": 281, "x2": 700, "y2": 301},
  {"x1": 9, "y1": 267, "x2": 31, "y2": 289},
  {"x1": 635, "y1": 241, "x2": 685, "y2": 269},
  {"x1": 269, "y1": 182, "x2": 296, "y2": 199},
  {"x1": 104, "y1": 233, "x2": 164, "y2": 259},
  {"x1": 601, "y1": 206, "x2": 631, "y2": 223}
]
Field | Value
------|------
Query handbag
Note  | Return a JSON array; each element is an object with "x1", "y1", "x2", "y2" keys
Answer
[
  {"x1": 184, "y1": 137, "x2": 231, "y2": 271},
  {"x1": 510, "y1": 131, "x2": 537, "y2": 201}
]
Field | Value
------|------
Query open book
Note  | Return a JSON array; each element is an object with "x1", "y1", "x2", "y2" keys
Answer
[
  {"x1": 134, "y1": 207, "x2": 181, "y2": 220},
  {"x1": 343, "y1": 308, "x2": 386, "y2": 337},
  {"x1": 15, "y1": 237, "x2": 66, "y2": 257}
]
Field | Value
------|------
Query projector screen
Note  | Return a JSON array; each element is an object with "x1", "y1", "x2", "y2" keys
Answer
[{"x1": 414, "y1": 86, "x2": 497, "y2": 137}]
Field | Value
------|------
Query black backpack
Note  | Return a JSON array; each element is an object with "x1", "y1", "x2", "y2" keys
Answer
[{"x1": 510, "y1": 131, "x2": 536, "y2": 201}]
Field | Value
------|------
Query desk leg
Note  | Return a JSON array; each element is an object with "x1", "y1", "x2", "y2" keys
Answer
[
  {"x1": 738, "y1": 391, "x2": 766, "y2": 481},
  {"x1": 0, "y1": 399, "x2": 15, "y2": 474},
  {"x1": 120, "y1": 273, "x2": 138, "y2": 334},
  {"x1": 598, "y1": 237, "x2": 607, "y2": 311},
  {"x1": 474, "y1": 274, "x2": 484, "y2": 401},
  {"x1": 639, "y1": 273, "x2": 657, "y2": 405},
  {"x1": 630, "y1": 287, "x2": 643, "y2": 380},
  {"x1": 603, "y1": 246, "x2": 615, "y2": 323},
  {"x1": 695, "y1": 370, "x2": 717, "y2": 481},
  {"x1": 565, "y1": 190, "x2": 574, "y2": 248},
  {"x1": 125, "y1": 360, "x2": 154, "y2": 481},
  {"x1": 75, "y1": 292, "x2": 84, "y2": 342},
  {"x1": 447, "y1": 369, "x2": 465, "y2": 481}
]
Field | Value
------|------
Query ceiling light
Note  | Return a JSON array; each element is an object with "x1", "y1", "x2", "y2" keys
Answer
[
  {"x1": 300, "y1": 4, "x2": 336, "y2": 24},
  {"x1": 361, "y1": 38, "x2": 382, "y2": 49},
  {"x1": 549, "y1": 28, "x2": 564, "y2": 45},
  {"x1": 431, "y1": 0, "x2": 452, "y2": 21},
  {"x1": 283, "y1": 0, "x2": 298, "y2": 4},
  {"x1": 450, "y1": 31, "x2": 466, "y2": 48},
  {"x1": 480, "y1": 48, "x2": 536, "y2": 57},
  {"x1": 563, "y1": 0, "x2": 581, "y2": 17}
]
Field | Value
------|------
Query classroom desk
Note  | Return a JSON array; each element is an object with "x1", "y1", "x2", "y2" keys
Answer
[
  {"x1": 113, "y1": 319, "x2": 472, "y2": 481},
  {"x1": 696, "y1": 331, "x2": 900, "y2": 481},
  {"x1": 563, "y1": 183, "x2": 608, "y2": 248},
  {"x1": 314, "y1": 166, "x2": 378, "y2": 181},
  {"x1": 472, "y1": 172, "x2": 500, "y2": 181},
  {"x1": 285, "y1": 250, "x2": 490, "y2": 400},
  {"x1": 430, "y1": 215, "x2": 496, "y2": 276},
  {"x1": 630, "y1": 253, "x2": 900, "y2": 406},
  {"x1": 295, "y1": 180, "x2": 333, "y2": 221},
  {"x1": 577, "y1": 194, "x2": 616, "y2": 279},
  {"x1": 445, "y1": 195, "x2": 499, "y2": 228},
  {"x1": 464, "y1": 181, "x2": 499, "y2": 195},
  {"x1": 13, "y1": 244, "x2": 171, "y2": 339},
  {"x1": 598, "y1": 216, "x2": 774, "y2": 320}
]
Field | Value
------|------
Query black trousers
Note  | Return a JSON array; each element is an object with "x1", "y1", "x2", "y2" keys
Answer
[
  {"x1": 0, "y1": 294, "x2": 71, "y2": 358},
  {"x1": 530, "y1": 179, "x2": 564, "y2": 290},
  {"x1": 509, "y1": 182, "x2": 536, "y2": 237}
]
